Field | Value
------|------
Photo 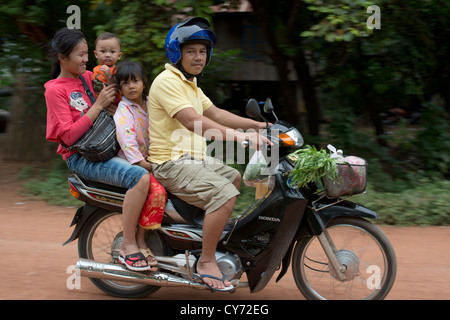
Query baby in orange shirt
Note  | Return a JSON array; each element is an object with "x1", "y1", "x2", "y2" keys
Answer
[{"x1": 92, "y1": 32, "x2": 122, "y2": 102}]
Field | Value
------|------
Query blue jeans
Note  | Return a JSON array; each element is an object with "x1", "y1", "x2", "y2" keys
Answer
[{"x1": 66, "y1": 153, "x2": 148, "y2": 189}]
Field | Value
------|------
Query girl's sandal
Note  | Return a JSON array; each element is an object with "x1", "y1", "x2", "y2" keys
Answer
[
  {"x1": 140, "y1": 248, "x2": 158, "y2": 267},
  {"x1": 119, "y1": 252, "x2": 150, "y2": 271}
]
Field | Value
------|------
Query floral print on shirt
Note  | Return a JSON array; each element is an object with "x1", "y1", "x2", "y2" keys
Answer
[{"x1": 113, "y1": 96, "x2": 150, "y2": 165}]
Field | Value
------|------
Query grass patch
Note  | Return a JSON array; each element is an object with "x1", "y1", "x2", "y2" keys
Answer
[
  {"x1": 19, "y1": 158, "x2": 80, "y2": 207},
  {"x1": 353, "y1": 176, "x2": 450, "y2": 226}
]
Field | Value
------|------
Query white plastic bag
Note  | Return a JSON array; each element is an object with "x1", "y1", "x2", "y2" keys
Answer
[{"x1": 243, "y1": 150, "x2": 269, "y2": 186}]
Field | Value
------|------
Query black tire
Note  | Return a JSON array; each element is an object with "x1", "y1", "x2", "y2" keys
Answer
[
  {"x1": 292, "y1": 217, "x2": 397, "y2": 300},
  {"x1": 78, "y1": 210, "x2": 164, "y2": 298}
]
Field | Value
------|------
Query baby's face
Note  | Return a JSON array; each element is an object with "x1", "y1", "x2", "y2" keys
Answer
[{"x1": 94, "y1": 38, "x2": 122, "y2": 66}]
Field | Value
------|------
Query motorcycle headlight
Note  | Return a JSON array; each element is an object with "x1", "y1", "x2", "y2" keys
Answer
[{"x1": 278, "y1": 128, "x2": 304, "y2": 148}]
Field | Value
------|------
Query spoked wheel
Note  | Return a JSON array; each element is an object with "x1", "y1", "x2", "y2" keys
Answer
[
  {"x1": 292, "y1": 217, "x2": 397, "y2": 300},
  {"x1": 78, "y1": 210, "x2": 165, "y2": 298}
]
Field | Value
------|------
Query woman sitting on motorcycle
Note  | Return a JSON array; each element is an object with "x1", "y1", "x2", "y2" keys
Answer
[{"x1": 45, "y1": 28, "x2": 151, "y2": 271}]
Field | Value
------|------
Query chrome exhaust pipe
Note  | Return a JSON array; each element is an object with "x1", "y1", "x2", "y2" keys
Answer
[{"x1": 76, "y1": 258, "x2": 207, "y2": 289}]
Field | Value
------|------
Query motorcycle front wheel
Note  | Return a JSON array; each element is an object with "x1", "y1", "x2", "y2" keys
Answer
[
  {"x1": 292, "y1": 217, "x2": 397, "y2": 300},
  {"x1": 78, "y1": 210, "x2": 165, "y2": 298}
]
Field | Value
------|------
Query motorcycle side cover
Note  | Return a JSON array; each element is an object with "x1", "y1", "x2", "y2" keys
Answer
[{"x1": 230, "y1": 160, "x2": 309, "y2": 293}]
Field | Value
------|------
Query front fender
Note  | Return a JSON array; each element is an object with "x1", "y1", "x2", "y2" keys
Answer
[{"x1": 305, "y1": 198, "x2": 378, "y2": 236}]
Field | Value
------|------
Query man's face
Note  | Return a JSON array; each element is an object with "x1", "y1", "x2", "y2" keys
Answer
[{"x1": 180, "y1": 43, "x2": 207, "y2": 76}]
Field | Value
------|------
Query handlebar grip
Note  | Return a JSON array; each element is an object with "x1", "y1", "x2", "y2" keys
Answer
[{"x1": 241, "y1": 140, "x2": 272, "y2": 152}]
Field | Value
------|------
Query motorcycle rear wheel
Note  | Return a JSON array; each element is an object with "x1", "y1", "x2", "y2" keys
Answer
[
  {"x1": 292, "y1": 217, "x2": 397, "y2": 300},
  {"x1": 78, "y1": 210, "x2": 165, "y2": 298}
]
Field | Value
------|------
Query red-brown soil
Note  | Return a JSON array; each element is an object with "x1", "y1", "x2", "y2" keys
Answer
[{"x1": 0, "y1": 160, "x2": 449, "y2": 300}]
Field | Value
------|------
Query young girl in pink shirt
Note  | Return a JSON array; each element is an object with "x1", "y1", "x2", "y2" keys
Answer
[{"x1": 114, "y1": 61, "x2": 167, "y2": 266}]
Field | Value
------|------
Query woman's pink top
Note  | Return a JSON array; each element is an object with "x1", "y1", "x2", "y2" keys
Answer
[{"x1": 44, "y1": 71, "x2": 95, "y2": 160}]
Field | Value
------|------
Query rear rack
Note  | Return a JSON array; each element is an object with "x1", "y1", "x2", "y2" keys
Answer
[{"x1": 69, "y1": 174, "x2": 125, "y2": 210}]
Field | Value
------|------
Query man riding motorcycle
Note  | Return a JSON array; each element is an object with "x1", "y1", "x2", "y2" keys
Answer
[{"x1": 147, "y1": 17, "x2": 271, "y2": 291}]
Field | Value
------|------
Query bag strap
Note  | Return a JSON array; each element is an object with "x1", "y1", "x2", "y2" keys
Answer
[
  {"x1": 79, "y1": 75, "x2": 96, "y2": 105},
  {"x1": 61, "y1": 76, "x2": 98, "y2": 151}
]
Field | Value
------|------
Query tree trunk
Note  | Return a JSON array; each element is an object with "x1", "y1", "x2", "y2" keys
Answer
[
  {"x1": 354, "y1": 40, "x2": 387, "y2": 147},
  {"x1": 248, "y1": 0, "x2": 298, "y2": 123},
  {"x1": 291, "y1": 48, "x2": 320, "y2": 136}
]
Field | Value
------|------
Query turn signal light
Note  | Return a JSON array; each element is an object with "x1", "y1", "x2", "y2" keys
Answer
[
  {"x1": 278, "y1": 133, "x2": 296, "y2": 146},
  {"x1": 68, "y1": 182, "x2": 80, "y2": 199}
]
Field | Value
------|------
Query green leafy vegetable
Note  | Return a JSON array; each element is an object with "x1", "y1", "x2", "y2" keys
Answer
[{"x1": 288, "y1": 145, "x2": 339, "y2": 188}]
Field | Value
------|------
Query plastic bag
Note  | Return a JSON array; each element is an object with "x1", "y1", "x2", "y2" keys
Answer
[
  {"x1": 324, "y1": 155, "x2": 367, "y2": 197},
  {"x1": 243, "y1": 150, "x2": 269, "y2": 186}
]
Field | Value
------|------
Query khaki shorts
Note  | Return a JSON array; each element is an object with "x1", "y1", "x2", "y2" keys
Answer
[{"x1": 151, "y1": 154, "x2": 240, "y2": 214}]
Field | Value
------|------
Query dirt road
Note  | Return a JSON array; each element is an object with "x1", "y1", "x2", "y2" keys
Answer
[{"x1": 0, "y1": 161, "x2": 449, "y2": 300}]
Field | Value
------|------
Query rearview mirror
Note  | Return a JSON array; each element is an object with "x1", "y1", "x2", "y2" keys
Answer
[
  {"x1": 245, "y1": 98, "x2": 262, "y2": 119},
  {"x1": 263, "y1": 97, "x2": 278, "y2": 122},
  {"x1": 263, "y1": 98, "x2": 273, "y2": 113}
]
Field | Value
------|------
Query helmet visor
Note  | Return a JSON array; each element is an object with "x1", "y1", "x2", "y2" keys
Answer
[{"x1": 170, "y1": 25, "x2": 217, "y2": 47}]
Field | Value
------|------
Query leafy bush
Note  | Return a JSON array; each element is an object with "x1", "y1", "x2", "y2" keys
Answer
[
  {"x1": 354, "y1": 176, "x2": 450, "y2": 226},
  {"x1": 414, "y1": 103, "x2": 450, "y2": 176}
]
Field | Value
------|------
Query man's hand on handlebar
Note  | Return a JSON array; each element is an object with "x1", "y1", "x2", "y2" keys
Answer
[{"x1": 236, "y1": 130, "x2": 272, "y2": 150}]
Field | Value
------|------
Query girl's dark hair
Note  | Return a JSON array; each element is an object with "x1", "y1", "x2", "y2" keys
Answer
[
  {"x1": 115, "y1": 61, "x2": 148, "y2": 100},
  {"x1": 48, "y1": 28, "x2": 86, "y2": 79}
]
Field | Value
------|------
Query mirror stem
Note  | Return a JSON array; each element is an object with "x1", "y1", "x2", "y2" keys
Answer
[{"x1": 271, "y1": 111, "x2": 279, "y2": 123}]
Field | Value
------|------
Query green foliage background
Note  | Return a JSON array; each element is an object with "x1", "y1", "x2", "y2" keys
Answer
[{"x1": 1, "y1": 0, "x2": 449, "y2": 225}]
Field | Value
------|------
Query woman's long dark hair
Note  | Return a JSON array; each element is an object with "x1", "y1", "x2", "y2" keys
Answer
[
  {"x1": 48, "y1": 28, "x2": 86, "y2": 79},
  {"x1": 115, "y1": 61, "x2": 149, "y2": 100}
]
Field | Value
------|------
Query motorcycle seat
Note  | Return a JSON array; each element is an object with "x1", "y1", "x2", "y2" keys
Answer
[
  {"x1": 71, "y1": 174, "x2": 207, "y2": 227},
  {"x1": 75, "y1": 175, "x2": 129, "y2": 195},
  {"x1": 167, "y1": 194, "x2": 206, "y2": 227}
]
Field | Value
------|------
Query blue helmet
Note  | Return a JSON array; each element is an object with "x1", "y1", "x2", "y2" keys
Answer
[{"x1": 165, "y1": 17, "x2": 217, "y2": 65}]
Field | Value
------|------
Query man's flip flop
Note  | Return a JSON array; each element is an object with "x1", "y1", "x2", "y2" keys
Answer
[
  {"x1": 119, "y1": 252, "x2": 150, "y2": 271},
  {"x1": 199, "y1": 273, "x2": 234, "y2": 292}
]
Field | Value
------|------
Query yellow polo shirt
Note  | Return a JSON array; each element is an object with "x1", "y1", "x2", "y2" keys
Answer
[{"x1": 148, "y1": 64, "x2": 212, "y2": 164}]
